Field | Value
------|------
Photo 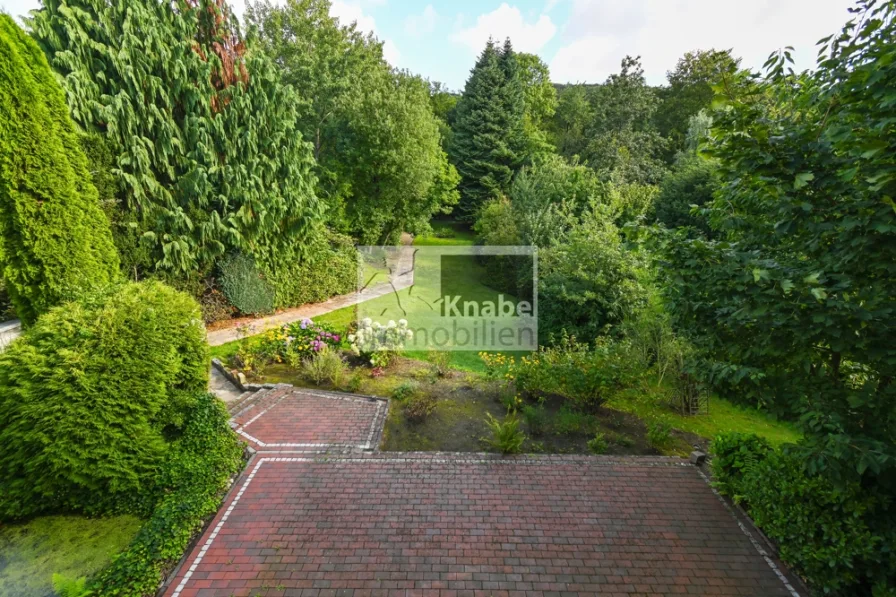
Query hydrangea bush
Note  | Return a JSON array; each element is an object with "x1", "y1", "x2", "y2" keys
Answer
[{"x1": 349, "y1": 318, "x2": 413, "y2": 367}]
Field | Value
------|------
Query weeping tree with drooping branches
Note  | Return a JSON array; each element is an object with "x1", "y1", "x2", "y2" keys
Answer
[{"x1": 30, "y1": 0, "x2": 324, "y2": 275}]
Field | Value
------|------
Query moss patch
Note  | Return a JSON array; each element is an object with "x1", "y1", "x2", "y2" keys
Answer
[{"x1": 0, "y1": 515, "x2": 142, "y2": 597}]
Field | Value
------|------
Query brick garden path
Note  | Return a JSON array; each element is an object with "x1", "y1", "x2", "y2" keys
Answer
[{"x1": 165, "y1": 388, "x2": 802, "y2": 597}]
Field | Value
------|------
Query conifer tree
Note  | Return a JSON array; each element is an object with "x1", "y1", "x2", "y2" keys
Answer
[
  {"x1": 450, "y1": 39, "x2": 528, "y2": 220},
  {"x1": 0, "y1": 15, "x2": 120, "y2": 325},
  {"x1": 31, "y1": 0, "x2": 322, "y2": 274}
]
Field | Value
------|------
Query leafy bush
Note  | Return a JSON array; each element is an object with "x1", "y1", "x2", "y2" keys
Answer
[
  {"x1": 0, "y1": 281, "x2": 208, "y2": 519},
  {"x1": 539, "y1": 218, "x2": 647, "y2": 344},
  {"x1": 261, "y1": 229, "x2": 358, "y2": 310},
  {"x1": 404, "y1": 393, "x2": 437, "y2": 423},
  {"x1": 552, "y1": 406, "x2": 596, "y2": 435},
  {"x1": 0, "y1": 15, "x2": 120, "y2": 325},
  {"x1": 712, "y1": 435, "x2": 895, "y2": 596},
  {"x1": 427, "y1": 350, "x2": 452, "y2": 378},
  {"x1": 301, "y1": 347, "x2": 346, "y2": 386},
  {"x1": 482, "y1": 413, "x2": 526, "y2": 454},
  {"x1": 653, "y1": 156, "x2": 717, "y2": 234},
  {"x1": 646, "y1": 416, "x2": 673, "y2": 449},
  {"x1": 219, "y1": 253, "x2": 276, "y2": 316},
  {"x1": 89, "y1": 394, "x2": 243, "y2": 596},
  {"x1": 710, "y1": 433, "x2": 773, "y2": 495},
  {"x1": 587, "y1": 432, "x2": 609, "y2": 455},
  {"x1": 521, "y1": 404, "x2": 547, "y2": 436},
  {"x1": 350, "y1": 318, "x2": 414, "y2": 367},
  {"x1": 391, "y1": 382, "x2": 418, "y2": 402}
]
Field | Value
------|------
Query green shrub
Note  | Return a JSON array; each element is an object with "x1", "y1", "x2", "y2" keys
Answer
[
  {"x1": 521, "y1": 404, "x2": 547, "y2": 436},
  {"x1": 261, "y1": 229, "x2": 358, "y2": 310},
  {"x1": 653, "y1": 156, "x2": 717, "y2": 235},
  {"x1": 710, "y1": 433, "x2": 773, "y2": 495},
  {"x1": 345, "y1": 373, "x2": 363, "y2": 393},
  {"x1": 646, "y1": 416, "x2": 673, "y2": 449},
  {"x1": 427, "y1": 350, "x2": 452, "y2": 378},
  {"x1": 404, "y1": 393, "x2": 437, "y2": 423},
  {"x1": 0, "y1": 281, "x2": 208, "y2": 519},
  {"x1": 219, "y1": 253, "x2": 275, "y2": 316},
  {"x1": 301, "y1": 347, "x2": 346, "y2": 386},
  {"x1": 482, "y1": 413, "x2": 526, "y2": 454},
  {"x1": 89, "y1": 393, "x2": 243, "y2": 596},
  {"x1": 538, "y1": 218, "x2": 647, "y2": 345},
  {"x1": 587, "y1": 432, "x2": 609, "y2": 455},
  {"x1": 552, "y1": 406, "x2": 596, "y2": 435},
  {"x1": 0, "y1": 16, "x2": 120, "y2": 325},
  {"x1": 52, "y1": 574, "x2": 90, "y2": 597},
  {"x1": 712, "y1": 435, "x2": 896, "y2": 595},
  {"x1": 391, "y1": 381, "x2": 418, "y2": 402}
]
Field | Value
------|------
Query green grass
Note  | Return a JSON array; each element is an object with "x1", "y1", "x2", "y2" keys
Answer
[
  {"x1": 0, "y1": 515, "x2": 142, "y2": 597},
  {"x1": 413, "y1": 220, "x2": 476, "y2": 246},
  {"x1": 607, "y1": 383, "x2": 801, "y2": 447}
]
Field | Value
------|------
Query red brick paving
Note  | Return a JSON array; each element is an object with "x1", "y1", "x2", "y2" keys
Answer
[
  {"x1": 233, "y1": 389, "x2": 387, "y2": 451},
  {"x1": 166, "y1": 454, "x2": 799, "y2": 597}
]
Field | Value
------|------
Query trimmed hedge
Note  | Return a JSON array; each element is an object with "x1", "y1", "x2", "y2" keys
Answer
[
  {"x1": 219, "y1": 253, "x2": 276, "y2": 316},
  {"x1": 0, "y1": 281, "x2": 208, "y2": 519},
  {"x1": 712, "y1": 434, "x2": 896, "y2": 596},
  {"x1": 89, "y1": 393, "x2": 243, "y2": 596},
  {"x1": 0, "y1": 15, "x2": 120, "y2": 325},
  {"x1": 261, "y1": 229, "x2": 358, "y2": 310}
]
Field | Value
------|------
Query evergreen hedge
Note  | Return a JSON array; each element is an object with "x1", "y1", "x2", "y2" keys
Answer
[
  {"x1": 0, "y1": 15, "x2": 120, "y2": 325},
  {"x1": 0, "y1": 281, "x2": 208, "y2": 520}
]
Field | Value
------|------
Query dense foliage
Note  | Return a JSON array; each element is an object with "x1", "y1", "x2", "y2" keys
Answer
[
  {"x1": 0, "y1": 282, "x2": 208, "y2": 519},
  {"x1": 31, "y1": 0, "x2": 323, "y2": 273},
  {"x1": 657, "y1": 1, "x2": 896, "y2": 482},
  {"x1": 219, "y1": 253, "x2": 276, "y2": 316},
  {"x1": 0, "y1": 15, "x2": 120, "y2": 326},
  {"x1": 89, "y1": 393, "x2": 243, "y2": 596},
  {"x1": 248, "y1": 0, "x2": 458, "y2": 243},
  {"x1": 713, "y1": 434, "x2": 895, "y2": 595}
]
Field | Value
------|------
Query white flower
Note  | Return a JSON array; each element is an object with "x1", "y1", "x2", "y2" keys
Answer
[
  {"x1": 361, "y1": 318, "x2": 372, "y2": 327},
  {"x1": 348, "y1": 334, "x2": 356, "y2": 343},
  {"x1": 398, "y1": 319, "x2": 408, "y2": 328},
  {"x1": 387, "y1": 320, "x2": 397, "y2": 328}
]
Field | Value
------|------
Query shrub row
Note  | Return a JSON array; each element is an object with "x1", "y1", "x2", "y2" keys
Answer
[{"x1": 712, "y1": 433, "x2": 896, "y2": 596}]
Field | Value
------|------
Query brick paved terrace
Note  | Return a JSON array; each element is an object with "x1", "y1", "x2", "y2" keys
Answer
[{"x1": 166, "y1": 389, "x2": 801, "y2": 597}]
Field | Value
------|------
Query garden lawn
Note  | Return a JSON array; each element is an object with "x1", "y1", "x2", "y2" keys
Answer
[
  {"x1": 412, "y1": 220, "x2": 476, "y2": 246},
  {"x1": 607, "y1": 383, "x2": 801, "y2": 447},
  {"x1": 0, "y1": 515, "x2": 142, "y2": 597}
]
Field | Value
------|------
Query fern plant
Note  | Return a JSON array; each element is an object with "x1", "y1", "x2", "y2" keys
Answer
[
  {"x1": 482, "y1": 413, "x2": 526, "y2": 454},
  {"x1": 52, "y1": 574, "x2": 91, "y2": 597}
]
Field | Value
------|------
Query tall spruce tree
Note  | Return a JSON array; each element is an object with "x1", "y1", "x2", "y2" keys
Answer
[
  {"x1": 0, "y1": 15, "x2": 120, "y2": 325},
  {"x1": 450, "y1": 39, "x2": 528, "y2": 220}
]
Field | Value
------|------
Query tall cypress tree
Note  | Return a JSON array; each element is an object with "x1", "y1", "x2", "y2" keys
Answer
[
  {"x1": 450, "y1": 39, "x2": 528, "y2": 220},
  {"x1": 0, "y1": 15, "x2": 120, "y2": 325}
]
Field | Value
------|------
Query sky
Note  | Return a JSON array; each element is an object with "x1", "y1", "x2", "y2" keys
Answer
[{"x1": 1, "y1": 0, "x2": 857, "y2": 91}]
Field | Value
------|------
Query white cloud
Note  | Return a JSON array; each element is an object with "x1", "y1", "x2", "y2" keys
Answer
[
  {"x1": 330, "y1": 0, "x2": 378, "y2": 35},
  {"x1": 328, "y1": 0, "x2": 401, "y2": 67},
  {"x1": 551, "y1": 0, "x2": 855, "y2": 84},
  {"x1": 452, "y1": 3, "x2": 557, "y2": 55},
  {"x1": 405, "y1": 4, "x2": 439, "y2": 37},
  {"x1": 382, "y1": 39, "x2": 401, "y2": 65}
]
